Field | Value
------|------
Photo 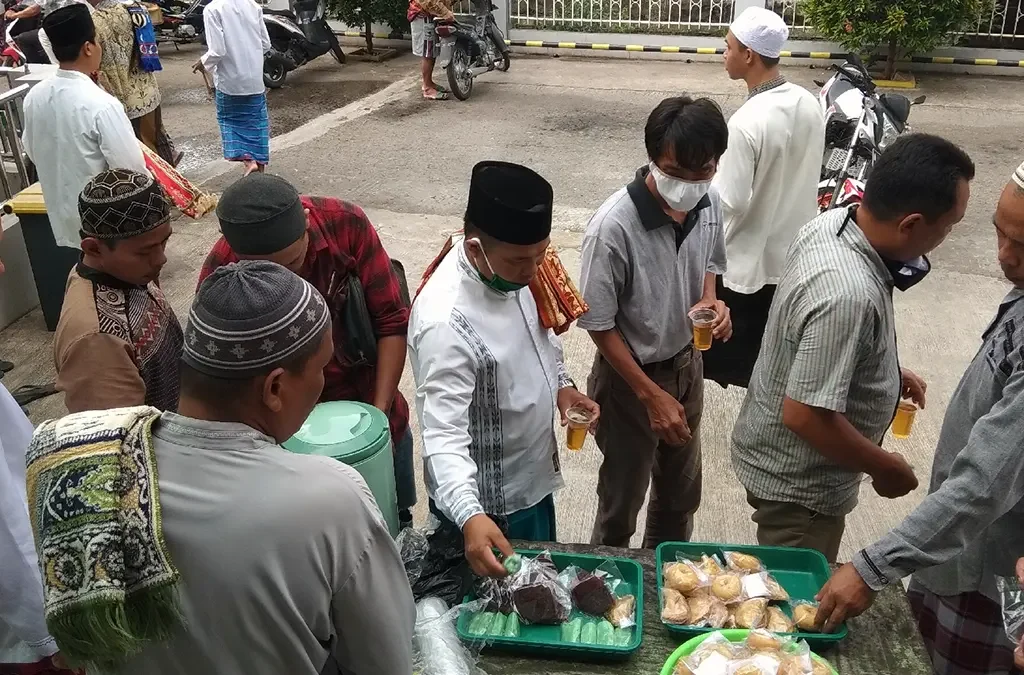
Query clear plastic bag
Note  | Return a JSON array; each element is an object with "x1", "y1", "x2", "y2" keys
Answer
[
  {"x1": 665, "y1": 559, "x2": 711, "y2": 594},
  {"x1": 413, "y1": 597, "x2": 490, "y2": 675},
  {"x1": 998, "y1": 575, "x2": 1024, "y2": 643},
  {"x1": 509, "y1": 551, "x2": 572, "y2": 625},
  {"x1": 724, "y1": 551, "x2": 766, "y2": 574},
  {"x1": 396, "y1": 524, "x2": 430, "y2": 588},
  {"x1": 558, "y1": 561, "x2": 636, "y2": 628},
  {"x1": 790, "y1": 601, "x2": 820, "y2": 632}
]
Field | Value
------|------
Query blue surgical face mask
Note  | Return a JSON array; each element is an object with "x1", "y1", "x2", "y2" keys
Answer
[{"x1": 467, "y1": 238, "x2": 528, "y2": 293}]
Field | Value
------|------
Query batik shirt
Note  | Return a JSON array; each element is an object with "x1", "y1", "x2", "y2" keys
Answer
[
  {"x1": 93, "y1": 0, "x2": 161, "y2": 120},
  {"x1": 409, "y1": 241, "x2": 569, "y2": 529},
  {"x1": 54, "y1": 264, "x2": 183, "y2": 413}
]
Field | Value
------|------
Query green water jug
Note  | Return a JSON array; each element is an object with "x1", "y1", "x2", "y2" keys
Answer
[{"x1": 283, "y1": 401, "x2": 399, "y2": 536}]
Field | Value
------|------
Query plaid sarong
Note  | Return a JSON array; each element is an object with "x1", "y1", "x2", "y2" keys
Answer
[
  {"x1": 908, "y1": 578, "x2": 1024, "y2": 675},
  {"x1": 214, "y1": 90, "x2": 270, "y2": 165},
  {"x1": 416, "y1": 234, "x2": 588, "y2": 334}
]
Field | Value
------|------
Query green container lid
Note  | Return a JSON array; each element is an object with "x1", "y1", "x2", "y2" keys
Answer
[{"x1": 283, "y1": 401, "x2": 390, "y2": 462}]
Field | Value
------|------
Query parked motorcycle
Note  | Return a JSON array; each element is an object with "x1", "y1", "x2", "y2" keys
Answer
[
  {"x1": 0, "y1": 0, "x2": 42, "y2": 67},
  {"x1": 154, "y1": 0, "x2": 210, "y2": 45},
  {"x1": 435, "y1": 0, "x2": 508, "y2": 101},
  {"x1": 815, "y1": 54, "x2": 925, "y2": 211},
  {"x1": 262, "y1": 0, "x2": 343, "y2": 89}
]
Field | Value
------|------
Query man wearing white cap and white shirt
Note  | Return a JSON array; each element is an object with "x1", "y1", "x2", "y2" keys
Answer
[{"x1": 703, "y1": 6, "x2": 824, "y2": 389}]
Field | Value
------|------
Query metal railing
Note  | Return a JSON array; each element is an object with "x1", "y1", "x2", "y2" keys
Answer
[
  {"x1": 0, "y1": 85, "x2": 30, "y2": 202},
  {"x1": 767, "y1": 0, "x2": 810, "y2": 30},
  {"x1": 510, "y1": 0, "x2": 734, "y2": 32},
  {"x1": 972, "y1": 0, "x2": 1024, "y2": 39}
]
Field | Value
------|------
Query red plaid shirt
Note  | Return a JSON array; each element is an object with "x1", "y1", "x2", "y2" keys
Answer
[{"x1": 198, "y1": 196, "x2": 411, "y2": 442}]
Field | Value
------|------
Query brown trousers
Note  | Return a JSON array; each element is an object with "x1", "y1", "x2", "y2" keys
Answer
[
  {"x1": 746, "y1": 491, "x2": 847, "y2": 563},
  {"x1": 588, "y1": 347, "x2": 703, "y2": 549}
]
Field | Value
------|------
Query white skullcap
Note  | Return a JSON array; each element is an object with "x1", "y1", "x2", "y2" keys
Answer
[
  {"x1": 1013, "y1": 161, "x2": 1024, "y2": 190},
  {"x1": 730, "y1": 7, "x2": 789, "y2": 59}
]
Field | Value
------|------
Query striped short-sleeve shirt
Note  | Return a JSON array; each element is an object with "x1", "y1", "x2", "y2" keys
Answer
[{"x1": 731, "y1": 207, "x2": 901, "y2": 516}]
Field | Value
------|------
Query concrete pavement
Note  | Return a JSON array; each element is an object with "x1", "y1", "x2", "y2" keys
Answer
[{"x1": 3, "y1": 51, "x2": 1022, "y2": 557}]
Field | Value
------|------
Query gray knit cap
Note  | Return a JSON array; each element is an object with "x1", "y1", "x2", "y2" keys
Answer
[
  {"x1": 216, "y1": 174, "x2": 307, "y2": 255},
  {"x1": 182, "y1": 260, "x2": 330, "y2": 379}
]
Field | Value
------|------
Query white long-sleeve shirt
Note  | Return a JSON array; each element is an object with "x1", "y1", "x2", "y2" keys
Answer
[
  {"x1": 0, "y1": 384, "x2": 57, "y2": 664},
  {"x1": 22, "y1": 69, "x2": 148, "y2": 250},
  {"x1": 200, "y1": 0, "x2": 271, "y2": 96},
  {"x1": 410, "y1": 242, "x2": 568, "y2": 529},
  {"x1": 712, "y1": 81, "x2": 825, "y2": 294}
]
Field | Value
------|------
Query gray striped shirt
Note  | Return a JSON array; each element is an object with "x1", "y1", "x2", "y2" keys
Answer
[{"x1": 731, "y1": 207, "x2": 901, "y2": 516}]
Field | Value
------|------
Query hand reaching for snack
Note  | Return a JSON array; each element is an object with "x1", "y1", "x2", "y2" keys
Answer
[{"x1": 463, "y1": 514, "x2": 513, "y2": 578}]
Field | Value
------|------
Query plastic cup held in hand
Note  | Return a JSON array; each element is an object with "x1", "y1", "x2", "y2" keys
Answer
[
  {"x1": 565, "y1": 405, "x2": 594, "y2": 451},
  {"x1": 891, "y1": 401, "x2": 917, "y2": 439},
  {"x1": 688, "y1": 308, "x2": 717, "y2": 351}
]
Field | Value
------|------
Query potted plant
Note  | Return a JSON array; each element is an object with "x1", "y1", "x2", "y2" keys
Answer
[{"x1": 803, "y1": 0, "x2": 985, "y2": 82}]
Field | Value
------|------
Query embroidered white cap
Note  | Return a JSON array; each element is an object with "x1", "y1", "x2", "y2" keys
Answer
[{"x1": 730, "y1": 7, "x2": 789, "y2": 59}]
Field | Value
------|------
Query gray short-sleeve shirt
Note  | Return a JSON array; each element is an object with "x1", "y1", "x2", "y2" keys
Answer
[
  {"x1": 578, "y1": 166, "x2": 727, "y2": 365},
  {"x1": 731, "y1": 207, "x2": 901, "y2": 516}
]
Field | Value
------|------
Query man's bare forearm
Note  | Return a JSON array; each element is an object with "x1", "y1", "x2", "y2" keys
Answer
[
  {"x1": 782, "y1": 397, "x2": 895, "y2": 475},
  {"x1": 701, "y1": 271, "x2": 716, "y2": 302},
  {"x1": 372, "y1": 335, "x2": 407, "y2": 412},
  {"x1": 588, "y1": 329, "x2": 659, "y2": 403}
]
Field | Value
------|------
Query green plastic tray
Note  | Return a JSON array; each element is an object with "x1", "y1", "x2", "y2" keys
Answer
[
  {"x1": 656, "y1": 542, "x2": 848, "y2": 646},
  {"x1": 456, "y1": 549, "x2": 644, "y2": 659},
  {"x1": 660, "y1": 629, "x2": 839, "y2": 675}
]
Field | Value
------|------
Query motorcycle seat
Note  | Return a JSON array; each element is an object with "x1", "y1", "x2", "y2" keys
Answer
[{"x1": 263, "y1": 8, "x2": 295, "y2": 18}]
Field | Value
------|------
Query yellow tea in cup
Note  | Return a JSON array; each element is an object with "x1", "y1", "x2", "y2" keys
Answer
[
  {"x1": 891, "y1": 401, "x2": 917, "y2": 439},
  {"x1": 565, "y1": 405, "x2": 593, "y2": 451},
  {"x1": 689, "y1": 308, "x2": 717, "y2": 351}
]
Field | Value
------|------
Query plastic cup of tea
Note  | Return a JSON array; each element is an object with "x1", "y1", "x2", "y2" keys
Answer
[
  {"x1": 890, "y1": 401, "x2": 917, "y2": 439},
  {"x1": 689, "y1": 308, "x2": 717, "y2": 351},
  {"x1": 565, "y1": 405, "x2": 594, "y2": 451}
]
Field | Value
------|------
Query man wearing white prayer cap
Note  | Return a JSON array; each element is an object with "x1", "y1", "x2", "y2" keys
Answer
[{"x1": 703, "y1": 6, "x2": 825, "y2": 389}]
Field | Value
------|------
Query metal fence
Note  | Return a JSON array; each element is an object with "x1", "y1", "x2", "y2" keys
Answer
[
  {"x1": 0, "y1": 84, "x2": 29, "y2": 202},
  {"x1": 510, "y1": 0, "x2": 734, "y2": 32},
  {"x1": 971, "y1": 0, "x2": 1024, "y2": 40},
  {"x1": 767, "y1": 0, "x2": 810, "y2": 31}
]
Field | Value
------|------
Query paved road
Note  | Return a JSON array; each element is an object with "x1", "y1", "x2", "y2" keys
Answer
[{"x1": 5, "y1": 50, "x2": 1024, "y2": 556}]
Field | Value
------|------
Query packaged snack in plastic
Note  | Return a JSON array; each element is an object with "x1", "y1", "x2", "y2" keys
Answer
[
  {"x1": 666, "y1": 559, "x2": 711, "y2": 593},
  {"x1": 510, "y1": 551, "x2": 572, "y2": 625},
  {"x1": 711, "y1": 573, "x2": 744, "y2": 603},
  {"x1": 613, "y1": 627, "x2": 632, "y2": 647},
  {"x1": 698, "y1": 554, "x2": 726, "y2": 577},
  {"x1": 745, "y1": 628, "x2": 784, "y2": 652},
  {"x1": 740, "y1": 572, "x2": 773, "y2": 601},
  {"x1": 502, "y1": 553, "x2": 523, "y2": 575},
  {"x1": 675, "y1": 651, "x2": 730, "y2": 675},
  {"x1": 729, "y1": 598, "x2": 768, "y2": 630},
  {"x1": 413, "y1": 597, "x2": 488, "y2": 675},
  {"x1": 725, "y1": 551, "x2": 765, "y2": 573},
  {"x1": 503, "y1": 612, "x2": 520, "y2": 638},
  {"x1": 606, "y1": 593, "x2": 636, "y2": 628},
  {"x1": 468, "y1": 611, "x2": 497, "y2": 636},
  {"x1": 685, "y1": 587, "x2": 713, "y2": 626},
  {"x1": 693, "y1": 631, "x2": 740, "y2": 660},
  {"x1": 765, "y1": 573, "x2": 790, "y2": 602},
  {"x1": 475, "y1": 576, "x2": 514, "y2": 614},
  {"x1": 488, "y1": 613, "x2": 507, "y2": 636},
  {"x1": 580, "y1": 620, "x2": 598, "y2": 644},
  {"x1": 707, "y1": 599, "x2": 730, "y2": 629},
  {"x1": 998, "y1": 575, "x2": 1024, "y2": 644},
  {"x1": 791, "y1": 601, "x2": 820, "y2": 632},
  {"x1": 775, "y1": 639, "x2": 814, "y2": 675},
  {"x1": 727, "y1": 653, "x2": 782, "y2": 675},
  {"x1": 662, "y1": 588, "x2": 691, "y2": 625},
  {"x1": 560, "y1": 617, "x2": 583, "y2": 643},
  {"x1": 596, "y1": 619, "x2": 615, "y2": 645},
  {"x1": 766, "y1": 606, "x2": 795, "y2": 634}
]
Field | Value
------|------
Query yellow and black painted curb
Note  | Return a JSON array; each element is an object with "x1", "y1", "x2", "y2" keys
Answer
[{"x1": 337, "y1": 32, "x2": 1024, "y2": 68}]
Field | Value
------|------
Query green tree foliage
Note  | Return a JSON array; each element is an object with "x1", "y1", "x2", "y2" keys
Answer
[
  {"x1": 803, "y1": 0, "x2": 985, "y2": 79},
  {"x1": 329, "y1": 0, "x2": 409, "y2": 53}
]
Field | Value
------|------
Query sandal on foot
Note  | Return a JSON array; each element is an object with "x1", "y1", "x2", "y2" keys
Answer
[{"x1": 423, "y1": 89, "x2": 450, "y2": 100}]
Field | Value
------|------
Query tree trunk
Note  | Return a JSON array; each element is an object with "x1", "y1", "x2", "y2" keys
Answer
[
  {"x1": 365, "y1": 18, "x2": 374, "y2": 54},
  {"x1": 885, "y1": 37, "x2": 898, "y2": 80}
]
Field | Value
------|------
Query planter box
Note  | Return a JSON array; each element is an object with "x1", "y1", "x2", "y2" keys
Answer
[{"x1": 347, "y1": 47, "x2": 401, "y2": 62}]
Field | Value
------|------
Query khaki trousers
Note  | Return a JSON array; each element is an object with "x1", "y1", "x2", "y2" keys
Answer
[
  {"x1": 746, "y1": 491, "x2": 847, "y2": 563},
  {"x1": 588, "y1": 347, "x2": 703, "y2": 549}
]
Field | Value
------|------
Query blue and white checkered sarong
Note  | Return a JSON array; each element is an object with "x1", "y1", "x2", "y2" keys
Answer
[{"x1": 215, "y1": 90, "x2": 270, "y2": 164}]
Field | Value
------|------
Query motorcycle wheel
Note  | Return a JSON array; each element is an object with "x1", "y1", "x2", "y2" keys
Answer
[
  {"x1": 264, "y1": 61, "x2": 287, "y2": 89},
  {"x1": 446, "y1": 42, "x2": 473, "y2": 101}
]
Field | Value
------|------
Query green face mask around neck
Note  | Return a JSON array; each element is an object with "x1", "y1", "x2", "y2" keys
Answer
[{"x1": 468, "y1": 238, "x2": 529, "y2": 293}]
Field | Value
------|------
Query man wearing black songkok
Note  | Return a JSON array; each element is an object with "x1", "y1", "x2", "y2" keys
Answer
[
  {"x1": 409, "y1": 161, "x2": 600, "y2": 578},
  {"x1": 54, "y1": 169, "x2": 182, "y2": 414}
]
